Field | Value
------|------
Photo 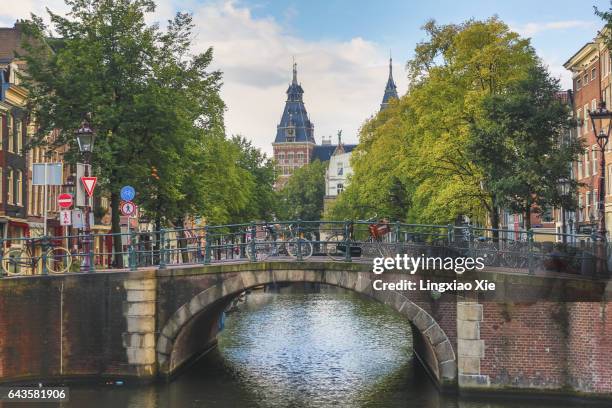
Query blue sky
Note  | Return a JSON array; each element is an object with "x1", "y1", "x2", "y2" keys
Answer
[{"x1": 1, "y1": 0, "x2": 611, "y2": 151}]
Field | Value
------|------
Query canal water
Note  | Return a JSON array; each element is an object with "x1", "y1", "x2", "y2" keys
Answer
[{"x1": 55, "y1": 287, "x2": 605, "y2": 407}]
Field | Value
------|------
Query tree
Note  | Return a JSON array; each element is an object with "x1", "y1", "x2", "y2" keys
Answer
[
  {"x1": 278, "y1": 161, "x2": 326, "y2": 221},
  {"x1": 467, "y1": 64, "x2": 582, "y2": 229},
  {"x1": 227, "y1": 135, "x2": 278, "y2": 223},
  {"x1": 20, "y1": 1, "x2": 228, "y2": 264},
  {"x1": 330, "y1": 18, "x2": 544, "y2": 226}
]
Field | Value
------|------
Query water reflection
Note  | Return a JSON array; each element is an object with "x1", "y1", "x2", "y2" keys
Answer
[{"x1": 55, "y1": 286, "x2": 607, "y2": 408}]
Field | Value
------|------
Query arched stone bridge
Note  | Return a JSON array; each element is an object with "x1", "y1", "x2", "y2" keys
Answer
[{"x1": 0, "y1": 260, "x2": 610, "y2": 399}]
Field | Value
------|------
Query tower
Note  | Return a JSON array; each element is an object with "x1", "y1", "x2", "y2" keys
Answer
[
  {"x1": 273, "y1": 61, "x2": 316, "y2": 187},
  {"x1": 380, "y1": 55, "x2": 399, "y2": 111}
]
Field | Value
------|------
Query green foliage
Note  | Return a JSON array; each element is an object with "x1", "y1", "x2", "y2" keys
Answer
[
  {"x1": 278, "y1": 161, "x2": 326, "y2": 221},
  {"x1": 18, "y1": 1, "x2": 241, "y2": 229},
  {"x1": 330, "y1": 17, "x2": 577, "y2": 229},
  {"x1": 467, "y1": 64, "x2": 582, "y2": 228},
  {"x1": 227, "y1": 135, "x2": 278, "y2": 223}
]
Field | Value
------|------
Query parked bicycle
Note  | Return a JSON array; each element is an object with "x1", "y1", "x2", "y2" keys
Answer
[
  {"x1": 1, "y1": 238, "x2": 72, "y2": 275},
  {"x1": 246, "y1": 223, "x2": 314, "y2": 261},
  {"x1": 325, "y1": 217, "x2": 395, "y2": 261}
]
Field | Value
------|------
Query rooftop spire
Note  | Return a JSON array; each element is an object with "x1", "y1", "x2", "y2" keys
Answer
[
  {"x1": 380, "y1": 52, "x2": 399, "y2": 111},
  {"x1": 292, "y1": 57, "x2": 298, "y2": 85}
]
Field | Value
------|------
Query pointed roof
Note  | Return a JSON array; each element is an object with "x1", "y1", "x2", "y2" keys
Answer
[
  {"x1": 274, "y1": 61, "x2": 315, "y2": 144},
  {"x1": 380, "y1": 56, "x2": 399, "y2": 111}
]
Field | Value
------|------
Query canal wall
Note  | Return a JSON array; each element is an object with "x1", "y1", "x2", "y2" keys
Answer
[{"x1": 0, "y1": 262, "x2": 610, "y2": 400}]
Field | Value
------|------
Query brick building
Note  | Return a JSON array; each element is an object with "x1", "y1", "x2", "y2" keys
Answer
[
  {"x1": 273, "y1": 59, "x2": 399, "y2": 188},
  {"x1": 564, "y1": 31, "x2": 612, "y2": 238}
]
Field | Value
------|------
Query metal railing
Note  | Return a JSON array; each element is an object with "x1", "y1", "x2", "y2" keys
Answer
[{"x1": 0, "y1": 220, "x2": 608, "y2": 279}]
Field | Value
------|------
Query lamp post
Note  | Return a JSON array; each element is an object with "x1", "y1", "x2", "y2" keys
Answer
[
  {"x1": 558, "y1": 178, "x2": 570, "y2": 244},
  {"x1": 75, "y1": 120, "x2": 95, "y2": 271},
  {"x1": 588, "y1": 100, "x2": 612, "y2": 276}
]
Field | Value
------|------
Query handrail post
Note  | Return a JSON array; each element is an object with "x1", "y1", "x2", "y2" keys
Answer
[
  {"x1": 159, "y1": 228, "x2": 167, "y2": 269},
  {"x1": 527, "y1": 229, "x2": 534, "y2": 275},
  {"x1": 296, "y1": 219, "x2": 303, "y2": 261},
  {"x1": 129, "y1": 231, "x2": 137, "y2": 271},
  {"x1": 395, "y1": 221, "x2": 401, "y2": 243},
  {"x1": 467, "y1": 224, "x2": 473, "y2": 257},
  {"x1": 0, "y1": 237, "x2": 4, "y2": 277},
  {"x1": 203, "y1": 226, "x2": 210, "y2": 265},
  {"x1": 447, "y1": 224, "x2": 453, "y2": 246},
  {"x1": 41, "y1": 236, "x2": 49, "y2": 275},
  {"x1": 249, "y1": 222, "x2": 256, "y2": 262},
  {"x1": 88, "y1": 234, "x2": 95, "y2": 272},
  {"x1": 344, "y1": 220, "x2": 352, "y2": 262}
]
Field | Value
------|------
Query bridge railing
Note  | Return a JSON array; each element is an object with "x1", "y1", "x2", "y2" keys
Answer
[{"x1": 0, "y1": 220, "x2": 607, "y2": 279}]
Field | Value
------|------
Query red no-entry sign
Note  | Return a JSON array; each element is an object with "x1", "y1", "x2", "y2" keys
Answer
[{"x1": 58, "y1": 193, "x2": 73, "y2": 209}]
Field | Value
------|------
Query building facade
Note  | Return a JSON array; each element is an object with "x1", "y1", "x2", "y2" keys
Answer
[{"x1": 564, "y1": 36, "x2": 612, "y2": 238}]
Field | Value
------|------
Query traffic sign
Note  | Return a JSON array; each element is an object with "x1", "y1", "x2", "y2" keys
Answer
[
  {"x1": 72, "y1": 209, "x2": 84, "y2": 228},
  {"x1": 120, "y1": 201, "x2": 136, "y2": 216},
  {"x1": 81, "y1": 177, "x2": 97, "y2": 197},
  {"x1": 120, "y1": 185, "x2": 136, "y2": 201},
  {"x1": 58, "y1": 193, "x2": 73, "y2": 209},
  {"x1": 59, "y1": 210, "x2": 72, "y2": 226}
]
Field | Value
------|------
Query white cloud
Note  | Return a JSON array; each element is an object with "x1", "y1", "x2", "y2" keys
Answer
[
  {"x1": 511, "y1": 20, "x2": 596, "y2": 37},
  {"x1": 187, "y1": 1, "x2": 399, "y2": 153},
  {"x1": 1, "y1": 0, "x2": 401, "y2": 155}
]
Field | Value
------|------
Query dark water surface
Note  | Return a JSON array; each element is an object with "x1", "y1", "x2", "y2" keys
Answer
[{"x1": 18, "y1": 288, "x2": 607, "y2": 407}]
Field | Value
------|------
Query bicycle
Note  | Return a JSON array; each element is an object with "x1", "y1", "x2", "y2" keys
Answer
[
  {"x1": 325, "y1": 217, "x2": 395, "y2": 261},
  {"x1": 246, "y1": 223, "x2": 314, "y2": 261},
  {"x1": 1, "y1": 238, "x2": 72, "y2": 275}
]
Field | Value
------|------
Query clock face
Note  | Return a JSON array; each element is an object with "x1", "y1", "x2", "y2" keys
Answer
[{"x1": 288, "y1": 129, "x2": 294, "y2": 135}]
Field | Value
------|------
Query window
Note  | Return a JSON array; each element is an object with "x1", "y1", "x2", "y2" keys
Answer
[
  {"x1": 337, "y1": 162, "x2": 343, "y2": 176},
  {"x1": 592, "y1": 67, "x2": 597, "y2": 80},
  {"x1": 7, "y1": 115, "x2": 13, "y2": 152},
  {"x1": 577, "y1": 155, "x2": 583, "y2": 179},
  {"x1": 15, "y1": 170, "x2": 22, "y2": 206},
  {"x1": 278, "y1": 152, "x2": 285, "y2": 160},
  {"x1": 576, "y1": 78, "x2": 582, "y2": 89},
  {"x1": 578, "y1": 195, "x2": 583, "y2": 222},
  {"x1": 14, "y1": 118, "x2": 21, "y2": 154},
  {"x1": 337, "y1": 183, "x2": 344, "y2": 194},
  {"x1": 592, "y1": 99, "x2": 597, "y2": 112},
  {"x1": 288, "y1": 152, "x2": 294, "y2": 160},
  {"x1": 542, "y1": 207, "x2": 553, "y2": 222},
  {"x1": 584, "y1": 73, "x2": 589, "y2": 85},
  {"x1": 585, "y1": 148, "x2": 590, "y2": 177},
  {"x1": 7, "y1": 168, "x2": 13, "y2": 204},
  {"x1": 297, "y1": 152, "x2": 304, "y2": 159},
  {"x1": 577, "y1": 108, "x2": 582, "y2": 135},
  {"x1": 584, "y1": 105, "x2": 589, "y2": 133},
  {"x1": 594, "y1": 189, "x2": 599, "y2": 211},
  {"x1": 593, "y1": 146, "x2": 598, "y2": 175}
]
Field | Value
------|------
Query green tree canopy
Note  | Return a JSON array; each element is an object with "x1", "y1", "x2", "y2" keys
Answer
[{"x1": 278, "y1": 161, "x2": 326, "y2": 221}]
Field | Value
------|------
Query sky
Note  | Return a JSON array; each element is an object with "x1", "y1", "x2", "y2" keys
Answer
[{"x1": 0, "y1": 0, "x2": 610, "y2": 154}]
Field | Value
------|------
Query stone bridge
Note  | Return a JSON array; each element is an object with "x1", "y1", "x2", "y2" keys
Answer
[{"x1": 0, "y1": 260, "x2": 610, "y2": 399}]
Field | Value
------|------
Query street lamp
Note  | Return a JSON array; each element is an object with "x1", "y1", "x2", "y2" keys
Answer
[
  {"x1": 588, "y1": 100, "x2": 612, "y2": 276},
  {"x1": 558, "y1": 178, "x2": 570, "y2": 244},
  {"x1": 589, "y1": 100, "x2": 612, "y2": 239},
  {"x1": 75, "y1": 120, "x2": 95, "y2": 272}
]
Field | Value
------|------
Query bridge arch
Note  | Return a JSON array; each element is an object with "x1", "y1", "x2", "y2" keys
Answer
[{"x1": 156, "y1": 267, "x2": 457, "y2": 388}]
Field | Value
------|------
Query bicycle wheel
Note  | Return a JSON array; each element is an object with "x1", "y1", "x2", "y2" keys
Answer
[
  {"x1": 1, "y1": 248, "x2": 29, "y2": 276},
  {"x1": 287, "y1": 238, "x2": 313, "y2": 259},
  {"x1": 46, "y1": 247, "x2": 72, "y2": 274},
  {"x1": 326, "y1": 234, "x2": 349, "y2": 261},
  {"x1": 246, "y1": 239, "x2": 272, "y2": 261}
]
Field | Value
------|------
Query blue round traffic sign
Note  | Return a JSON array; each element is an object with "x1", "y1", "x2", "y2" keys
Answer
[{"x1": 120, "y1": 185, "x2": 136, "y2": 201}]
